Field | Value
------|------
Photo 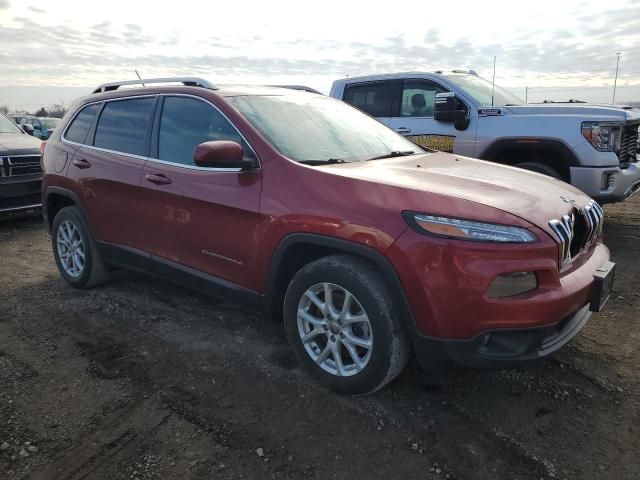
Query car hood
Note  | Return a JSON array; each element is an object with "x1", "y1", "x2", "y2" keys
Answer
[
  {"x1": 321, "y1": 152, "x2": 592, "y2": 236},
  {"x1": 0, "y1": 133, "x2": 42, "y2": 155},
  {"x1": 504, "y1": 104, "x2": 640, "y2": 122}
]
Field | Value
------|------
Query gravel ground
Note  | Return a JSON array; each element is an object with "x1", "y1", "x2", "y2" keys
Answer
[{"x1": 0, "y1": 196, "x2": 639, "y2": 480}]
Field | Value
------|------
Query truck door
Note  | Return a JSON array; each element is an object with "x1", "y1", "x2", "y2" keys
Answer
[
  {"x1": 341, "y1": 80, "x2": 395, "y2": 126},
  {"x1": 387, "y1": 79, "x2": 475, "y2": 155}
]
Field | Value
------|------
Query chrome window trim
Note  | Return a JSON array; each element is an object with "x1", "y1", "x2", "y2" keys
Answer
[{"x1": 60, "y1": 93, "x2": 259, "y2": 173}]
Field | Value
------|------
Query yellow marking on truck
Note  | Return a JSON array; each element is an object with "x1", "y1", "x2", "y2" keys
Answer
[{"x1": 407, "y1": 135, "x2": 455, "y2": 153}]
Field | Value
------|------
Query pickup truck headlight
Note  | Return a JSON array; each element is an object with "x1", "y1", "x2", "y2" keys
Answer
[
  {"x1": 404, "y1": 213, "x2": 537, "y2": 243},
  {"x1": 581, "y1": 122, "x2": 622, "y2": 152}
]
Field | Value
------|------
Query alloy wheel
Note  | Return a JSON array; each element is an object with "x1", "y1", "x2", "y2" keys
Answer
[
  {"x1": 296, "y1": 282, "x2": 373, "y2": 377},
  {"x1": 56, "y1": 220, "x2": 85, "y2": 278}
]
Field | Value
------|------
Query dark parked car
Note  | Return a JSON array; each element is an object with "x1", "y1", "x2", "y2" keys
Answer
[
  {"x1": 19, "y1": 116, "x2": 61, "y2": 140},
  {"x1": 42, "y1": 77, "x2": 614, "y2": 394},
  {"x1": 0, "y1": 111, "x2": 43, "y2": 214}
]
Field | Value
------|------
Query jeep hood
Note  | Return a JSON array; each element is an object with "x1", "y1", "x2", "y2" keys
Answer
[
  {"x1": 504, "y1": 104, "x2": 640, "y2": 122},
  {"x1": 0, "y1": 133, "x2": 42, "y2": 155},
  {"x1": 321, "y1": 152, "x2": 592, "y2": 237}
]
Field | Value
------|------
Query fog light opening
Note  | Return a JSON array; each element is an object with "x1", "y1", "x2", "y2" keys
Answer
[{"x1": 486, "y1": 271, "x2": 538, "y2": 298}]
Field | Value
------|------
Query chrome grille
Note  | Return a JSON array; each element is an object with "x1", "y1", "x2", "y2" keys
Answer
[
  {"x1": 619, "y1": 123, "x2": 639, "y2": 168},
  {"x1": 581, "y1": 200, "x2": 604, "y2": 249},
  {"x1": 549, "y1": 212, "x2": 575, "y2": 267},
  {"x1": 0, "y1": 155, "x2": 42, "y2": 178},
  {"x1": 549, "y1": 200, "x2": 604, "y2": 268}
]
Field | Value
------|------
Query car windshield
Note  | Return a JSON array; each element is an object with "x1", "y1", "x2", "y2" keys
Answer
[
  {"x1": 445, "y1": 74, "x2": 524, "y2": 107},
  {"x1": 227, "y1": 93, "x2": 423, "y2": 163},
  {"x1": 41, "y1": 118, "x2": 60, "y2": 129},
  {"x1": 0, "y1": 113, "x2": 23, "y2": 134}
]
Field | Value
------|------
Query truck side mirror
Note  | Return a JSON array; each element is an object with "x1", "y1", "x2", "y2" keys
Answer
[
  {"x1": 22, "y1": 124, "x2": 34, "y2": 135},
  {"x1": 434, "y1": 92, "x2": 470, "y2": 131}
]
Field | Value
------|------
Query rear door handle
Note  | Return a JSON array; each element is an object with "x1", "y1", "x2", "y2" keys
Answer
[
  {"x1": 145, "y1": 173, "x2": 172, "y2": 185},
  {"x1": 395, "y1": 127, "x2": 412, "y2": 134},
  {"x1": 72, "y1": 158, "x2": 91, "y2": 169}
]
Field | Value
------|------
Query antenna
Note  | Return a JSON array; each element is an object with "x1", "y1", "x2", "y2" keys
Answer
[
  {"x1": 612, "y1": 52, "x2": 622, "y2": 104},
  {"x1": 491, "y1": 56, "x2": 496, "y2": 107},
  {"x1": 135, "y1": 70, "x2": 146, "y2": 87}
]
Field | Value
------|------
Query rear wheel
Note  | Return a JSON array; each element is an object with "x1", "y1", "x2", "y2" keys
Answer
[
  {"x1": 283, "y1": 254, "x2": 409, "y2": 394},
  {"x1": 516, "y1": 161, "x2": 563, "y2": 180},
  {"x1": 52, "y1": 206, "x2": 109, "y2": 289}
]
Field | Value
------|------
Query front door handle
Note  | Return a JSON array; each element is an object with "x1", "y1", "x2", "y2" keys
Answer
[
  {"x1": 72, "y1": 158, "x2": 91, "y2": 169},
  {"x1": 395, "y1": 127, "x2": 412, "y2": 134},
  {"x1": 145, "y1": 173, "x2": 172, "y2": 185}
]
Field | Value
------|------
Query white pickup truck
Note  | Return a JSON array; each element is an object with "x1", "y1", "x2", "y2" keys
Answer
[{"x1": 330, "y1": 71, "x2": 640, "y2": 203}]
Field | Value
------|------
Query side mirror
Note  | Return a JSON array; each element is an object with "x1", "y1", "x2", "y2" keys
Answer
[
  {"x1": 22, "y1": 124, "x2": 34, "y2": 135},
  {"x1": 193, "y1": 141, "x2": 248, "y2": 169},
  {"x1": 434, "y1": 92, "x2": 470, "y2": 131}
]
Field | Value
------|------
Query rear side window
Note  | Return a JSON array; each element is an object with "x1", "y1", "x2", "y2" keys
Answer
[
  {"x1": 343, "y1": 82, "x2": 394, "y2": 117},
  {"x1": 94, "y1": 98, "x2": 155, "y2": 156},
  {"x1": 65, "y1": 105, "x2": 101, "y2": 144},
  {"x1": 157, "y1": 96, "x2": 255, "y2": 167}
]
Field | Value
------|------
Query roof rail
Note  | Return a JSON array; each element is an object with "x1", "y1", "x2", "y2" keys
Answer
[
  {"x1": 451, "y1": 69, "x2": 478, "y2": 76},
  {"x1": 92, "y1": 77, "x2": 217, "y2": 94},
  {"x1": 268, "y1": 85, "x2": 323, "y2": 95}
]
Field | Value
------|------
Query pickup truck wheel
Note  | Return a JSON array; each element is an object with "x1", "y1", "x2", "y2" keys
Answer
[
  {"x1": 283, "y1": 254, "x2": 409, "y2": 394},
  {"x1": 52, "y1": 206, "x2": 109, "y2": 289},
  {"x1": 516, "y1": 161, "x2": 563, "y2": 180}
]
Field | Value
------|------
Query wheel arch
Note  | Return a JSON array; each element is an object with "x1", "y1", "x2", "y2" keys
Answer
[
  {"x1": 44, "y1": 187, "x2": 85, "y2": 233},
  {"x1": 479, "y1": 138, "x2": 580, "y2": 182},
  {"x1": 262, "y1": 233, "x2": 416, "y2": 331}
]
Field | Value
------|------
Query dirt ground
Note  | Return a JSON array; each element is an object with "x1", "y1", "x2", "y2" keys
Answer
[{"x1": 0, "y1": 197, "x2": 639, "y2": 480}]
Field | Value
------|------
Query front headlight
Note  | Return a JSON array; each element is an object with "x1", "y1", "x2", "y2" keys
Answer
[
  {"x1": 581, "y1": 122, "x2": 622, "y2": 152},
  {"x1": 404, "y1": 213, "x2": 537, "y2": 243}
]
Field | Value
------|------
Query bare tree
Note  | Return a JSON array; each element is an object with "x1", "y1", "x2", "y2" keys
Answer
[
  {"x1": 0, "y1": 104, "x2": 9, "y2": 115},
  {"x1": 34, "y1": 107, "x2": 48, "y2": 117},
  {"x1": 48, "y1": 104, "x2": 67, "y2": 119}
]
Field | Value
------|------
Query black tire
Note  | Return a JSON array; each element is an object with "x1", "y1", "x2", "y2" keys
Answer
[
  {"x1": 283, "y1": 254, "x2": 410, "y2": 394},
  {"x1": 516, "y1": 161, "x2": 563, "y2": 180},
  {"x1": 51, "y1": 206, "x2": 109, "y2": 289}
]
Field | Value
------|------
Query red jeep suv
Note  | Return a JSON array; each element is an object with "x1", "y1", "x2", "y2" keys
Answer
[{"x1": 42, "y1": 77, "x2": 615, "y2": 394}]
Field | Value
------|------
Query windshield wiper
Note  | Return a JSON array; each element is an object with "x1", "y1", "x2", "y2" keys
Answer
[
  {"x1": 298, "y1": 158, "x2": 348, "y2": 166},
  {"x1": 366, "y1": 150, "x2": 416, "y2": 161}
]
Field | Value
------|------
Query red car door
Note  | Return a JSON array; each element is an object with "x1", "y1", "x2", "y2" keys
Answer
[
  {"x1": 65, "y1": 96, "x2": 157, "y2": 252},
  {"x1": 139, "y1": 95, "x2": 262, "y2": 291}
]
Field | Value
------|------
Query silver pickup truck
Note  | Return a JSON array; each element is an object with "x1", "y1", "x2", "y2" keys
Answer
[{"x1": 330, "y1": 71, "x2": 640, "y2": 203}]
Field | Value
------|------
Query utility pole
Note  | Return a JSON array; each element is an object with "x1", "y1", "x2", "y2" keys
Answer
[
  {"x1": 491, "y1": 56, "x2": 496, "y2": 106},
  {"x1": 612, "y1": 52, "x2": 622, "y2": 104},
  {"x1": 525, "y1": 86, "x2": 529, "y2": 103}
]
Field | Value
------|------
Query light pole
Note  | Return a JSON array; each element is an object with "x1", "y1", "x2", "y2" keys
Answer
[
  {"x1": 525, "y1": 86, "x2": 529, "y2": 103},
  {"x1": 612, "y1": 52, "x2": 622, "y2": 104}
]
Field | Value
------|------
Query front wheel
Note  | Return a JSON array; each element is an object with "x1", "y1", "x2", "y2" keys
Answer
[
  {"x1": 516, "y1": 161, "x2": 563, "y2": 180},
  {"x1": 283, "y1": 254, "x2": 409, "y2": 394}
]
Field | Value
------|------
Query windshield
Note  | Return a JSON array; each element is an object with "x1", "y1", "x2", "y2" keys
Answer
[
  {"x1": 227, "y1": 94, "x2": 423, "y2": 163},
  {"x1": 0, "y1": 113, "x2": 23, "y2": 134},
  {"x1": 40, "y1": 118, "x2": 60, "y2": 130},
  {"x1": 445, "y1": 74, "x2": 524, "y2": 107}
]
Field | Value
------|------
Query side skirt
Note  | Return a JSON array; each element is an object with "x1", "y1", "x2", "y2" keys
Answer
[{"x1": 96, "y1": 241, "x2": 261, "y2": 309}]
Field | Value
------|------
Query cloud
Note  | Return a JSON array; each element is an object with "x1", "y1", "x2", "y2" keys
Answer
[
  {"x1": 0, "y1": 0, "x2": 9, "y2": 9},
  {"x1": 28, "y1": 6, "x2": 45, "y2": 13}
]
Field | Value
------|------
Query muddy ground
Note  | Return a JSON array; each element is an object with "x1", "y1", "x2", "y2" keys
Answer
[{"x1": 0, "y1": 197, "x2": 639, "y2": 480}]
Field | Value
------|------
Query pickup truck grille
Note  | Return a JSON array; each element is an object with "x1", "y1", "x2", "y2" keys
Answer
[
  {"x1": 0, "y1": 155, "x2": 42, "y2": 178},
  {"x1": 549, "y1": 200, "x2": 604, "y2": 268},
  {"x1": 619, "y1": 123, "x2": 639, "y2": 168}
]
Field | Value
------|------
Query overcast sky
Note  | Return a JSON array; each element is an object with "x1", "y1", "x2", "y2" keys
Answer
[{"x1": 1, "y1": 0, "x2": 639, "y2": 109}]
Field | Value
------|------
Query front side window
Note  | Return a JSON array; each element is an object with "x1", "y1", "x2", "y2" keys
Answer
[
  {"x1": 400, "y1": 80, "x2": 448, "y2": 117},
  {"x1": 157, "y1": 96, "x2": 255, "y2": 167},
  {"x1": 227, "y1": 93, "x2": 422, "y2": 163},
  {"x1": 94, "y1": 97, "x2": 155, "y2": 156},
  {"x1": 343, "y1": 81, "x2": 394, "y2": 118}
]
